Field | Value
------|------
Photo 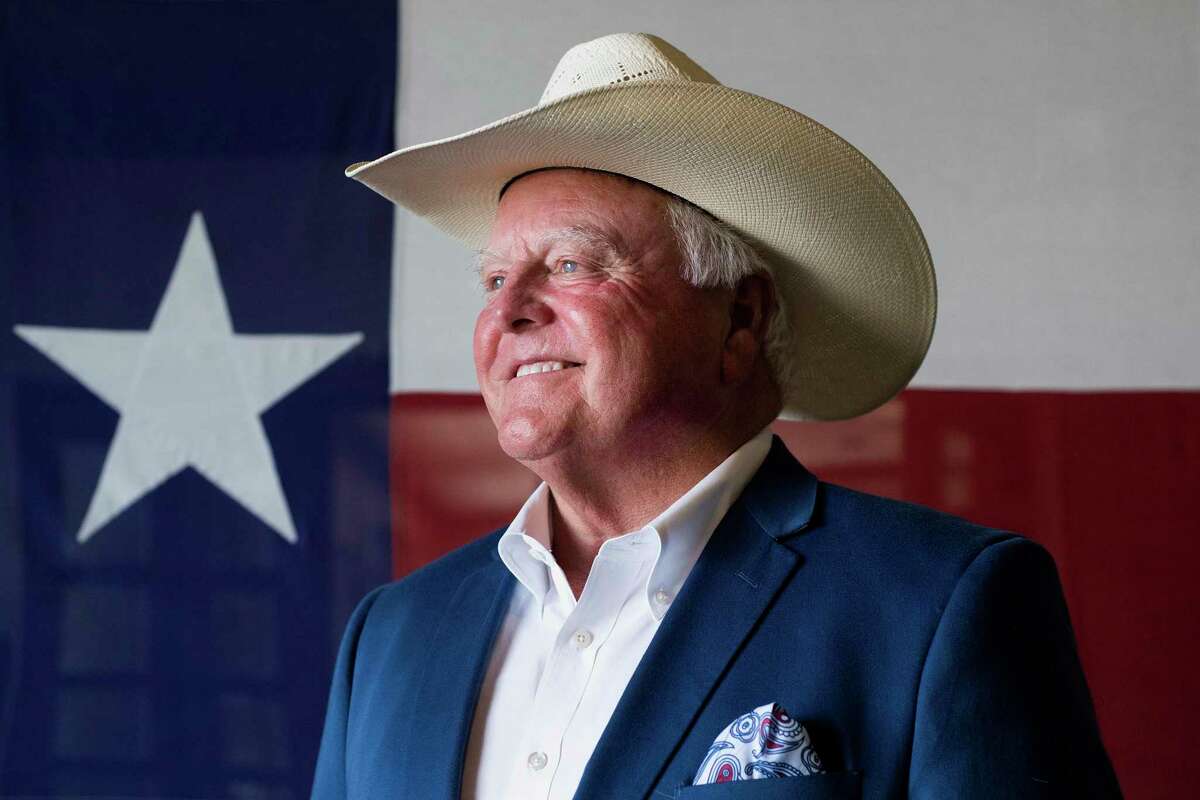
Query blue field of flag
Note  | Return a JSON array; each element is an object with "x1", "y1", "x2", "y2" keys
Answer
[{"x1": 0, "y1": 2, "x2": 397, "y2": 796}]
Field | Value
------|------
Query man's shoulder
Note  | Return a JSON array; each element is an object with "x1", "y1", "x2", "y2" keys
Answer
[
  {"x1": 806, "y1": 479, "x2": 1042, "y2": 594},
  {"x1": 755, "y1": 438, "x2": 1028, "y2": 573},
  {"x1": 819, "y1": 480, "x2": 1013, "y2": 547}
]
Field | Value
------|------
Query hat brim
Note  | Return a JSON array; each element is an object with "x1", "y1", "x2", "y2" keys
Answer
[{"x1": 347, "y1": 79, "x2": 935, "y2": 421}]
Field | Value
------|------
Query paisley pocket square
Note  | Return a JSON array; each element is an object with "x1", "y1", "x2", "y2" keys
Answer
[{"x1": 693, "y1": 702, "x2": 824, "y2": 785}]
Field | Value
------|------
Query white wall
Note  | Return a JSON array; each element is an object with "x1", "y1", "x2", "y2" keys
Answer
[{"x1": 388, "y1": 0, "x2": 1199, "y2": 393}]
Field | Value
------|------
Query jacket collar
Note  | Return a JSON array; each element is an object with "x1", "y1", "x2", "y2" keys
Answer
[{"x1": 741, "y1": 434, "x2": 819, "y2": 542}]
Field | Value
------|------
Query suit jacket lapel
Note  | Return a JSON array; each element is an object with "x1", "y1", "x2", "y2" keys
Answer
[
  {"x1": 400, "y1": 550, "x2": 515, "y2": 800},
  {"x1": 573, "y1": 437, "x2": 819, "y2": 799}
]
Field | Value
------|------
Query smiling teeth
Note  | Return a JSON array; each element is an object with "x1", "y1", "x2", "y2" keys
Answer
[{"x1": 516, "y1": 361, "x2": 569, "y2": 377}]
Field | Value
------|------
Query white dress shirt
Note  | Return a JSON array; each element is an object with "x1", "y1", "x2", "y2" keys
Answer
[{"x1": 462, "y1": 429, "x2": 773, "y2": 800}]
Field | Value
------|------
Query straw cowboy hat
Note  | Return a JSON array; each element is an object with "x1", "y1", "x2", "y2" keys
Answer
[{"x1": 346, "y1": 32, "x2": 936, "y2": 421}]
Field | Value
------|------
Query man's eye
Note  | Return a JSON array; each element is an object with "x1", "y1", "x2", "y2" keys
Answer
[
  {"x1": 486, "y1": 275, "x2": 505, "y2": 292},
  {"x1": 560, "y1": 260, "x2": 578, "y2": 274}
]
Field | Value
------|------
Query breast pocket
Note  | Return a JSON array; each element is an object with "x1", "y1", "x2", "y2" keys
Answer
[{"x1": 673, "y1": 772, "x2": 863, "y2": 799}]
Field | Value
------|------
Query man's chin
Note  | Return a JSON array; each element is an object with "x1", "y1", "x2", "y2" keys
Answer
[{"x1": 495, "y1": 416, "x2": 571, "y2": 465}]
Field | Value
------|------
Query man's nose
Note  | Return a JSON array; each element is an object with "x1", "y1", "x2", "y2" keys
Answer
[{"x1": 494, "y1": 275, "x2": 553, "y2": 332}]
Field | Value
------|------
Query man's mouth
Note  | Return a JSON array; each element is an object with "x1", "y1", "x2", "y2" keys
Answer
[{"x1": 513, "y1": 360, "x2": 581, "y2": 378}]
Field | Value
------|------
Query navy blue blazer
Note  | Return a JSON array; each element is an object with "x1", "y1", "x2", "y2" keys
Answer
[{"x1": 311, "y1": 437, "x2": 1121, "y2": 799}]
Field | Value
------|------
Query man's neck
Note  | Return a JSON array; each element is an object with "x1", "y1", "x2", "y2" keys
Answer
[{"x1": 531, "y1": 426, "x2": 761, "y2": 598}]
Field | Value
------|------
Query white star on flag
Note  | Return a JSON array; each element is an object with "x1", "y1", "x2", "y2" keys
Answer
[{"x1": 13, "y1": 211, "x2": 362, "y2": 544}]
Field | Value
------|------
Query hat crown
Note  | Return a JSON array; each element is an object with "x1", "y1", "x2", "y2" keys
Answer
[{"x1": 539, "y1": 33, "x2": 720, "y2": 105}]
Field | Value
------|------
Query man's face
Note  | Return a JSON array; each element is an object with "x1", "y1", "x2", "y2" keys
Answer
[{"x1": 473, "y1": 169, "x2": 730, "y2": 465}]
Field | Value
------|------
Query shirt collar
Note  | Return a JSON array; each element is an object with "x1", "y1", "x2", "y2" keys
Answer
[
  {"x1": 496, "y1": 427, "x2": 774, "y2": 621},
  {"x1": 497, "y1": 482, "x2": 555, "y2": 610}
]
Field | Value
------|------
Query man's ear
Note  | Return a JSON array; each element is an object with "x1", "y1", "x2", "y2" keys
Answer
[{"x1": 721, "y1": 273, "x2": 775, "y2": 385}]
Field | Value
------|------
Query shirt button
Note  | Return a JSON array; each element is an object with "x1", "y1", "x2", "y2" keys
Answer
[
  {"x1": 653, "y1": 588, "x2": 673, "y2": 605},
  {"x1": 527, "y1": 751, "x2": 549, "y2": 771},
  {"x1": 572, "y1": 629, "x2": 594, "y2": 649}
]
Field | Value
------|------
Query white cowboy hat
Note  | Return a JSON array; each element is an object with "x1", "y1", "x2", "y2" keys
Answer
[{"x1": 346, "y1": 32, "x2": 935, "y2": 421}]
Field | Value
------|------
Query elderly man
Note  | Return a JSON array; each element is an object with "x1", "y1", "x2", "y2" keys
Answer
[{"x1": 312, "y1": 34, "x2": 1120, "y2": 799}]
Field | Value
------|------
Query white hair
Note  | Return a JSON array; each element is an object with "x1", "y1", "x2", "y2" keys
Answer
[{"x1": 665, "y1": 197, "x2": 794, "y2": 393}]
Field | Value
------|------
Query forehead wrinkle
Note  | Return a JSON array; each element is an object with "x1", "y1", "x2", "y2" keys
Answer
[{"x1": 533, "y1": 224, "x2": 627, "y2": 261}]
